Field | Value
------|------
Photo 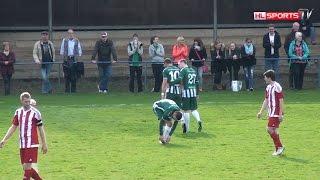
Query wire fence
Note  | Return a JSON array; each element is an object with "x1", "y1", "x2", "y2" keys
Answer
[{"x1": 2, "y1": 57, "x2": 320, "y2": 93}]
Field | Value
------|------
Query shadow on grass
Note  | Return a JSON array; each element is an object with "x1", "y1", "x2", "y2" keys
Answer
[
  {"x1": 162, "y1": 143, "x2": 190, "y2": 148},
  {"x1": 175, "y1": 132, "x2": 215, "y2": 139},
  {"x1": 280, "y1": 155, "x2": 309, "y2": 164}
]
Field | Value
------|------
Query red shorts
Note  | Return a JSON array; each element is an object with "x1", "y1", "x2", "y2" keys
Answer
[
  {"x1": 20, "y1": 148, "x2": 38, "y2": 164},
  {"x1": 268, "y1": 117, "x2": 280, "y2": 128}
]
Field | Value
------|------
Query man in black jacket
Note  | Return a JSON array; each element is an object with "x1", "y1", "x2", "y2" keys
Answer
[
  {"x1": 91, "y1": 32, "x2": 117, "y2": 93},
  {"x1": 263, "y1": 24, "x2": 282, "y2": 81}
]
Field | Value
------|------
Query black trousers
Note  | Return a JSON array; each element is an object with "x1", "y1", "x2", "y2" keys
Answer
[
  {"x1": 63, "y1": 57, "x2": 77, "y2": 93},
  {"x1": 289, "y1": 65, "x2": 294, "y2": 89},
  {"x1": 212, "y1": 62, "x2": 224, "y2": 84},
  {"x1": 129, "y1": 66, "x2": 143, "y2": 92},
  {"x1": 152, "y1": 64, "x2": 163, "y2": 92},
  {"x1": 227, "y1": 61, "x2": 240, "y2": 82},
  {"x1": 2, "y1": 74, "x2": 12, "y2": 95},
  {"x1": 292, "y1": 63, "x2": 307, "y2": 90}
]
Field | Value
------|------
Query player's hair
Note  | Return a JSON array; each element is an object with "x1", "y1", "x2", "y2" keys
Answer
[
  {"x1": 263, "y1": 70, "x2": 275, "y2": 81},
  {"x1": 174, "y1": 111, "x2": 183, "y2": 121},
  {"x1": 164, "y1": 58, "x2": 172, "y2": 64},
  {"x1": 20, "y1": 92, "x2": 31, "y2": 101}
]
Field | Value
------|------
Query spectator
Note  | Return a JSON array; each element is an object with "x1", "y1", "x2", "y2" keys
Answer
[
  {"x1": 284, "y1": 22, "x2": 302, "y2": 89},
  {"x1": 60, "y1": 29, "x2": 82, "y2": 93},
  {"x1": 91, "y1": 32, "x2": 117, "y2": 93},
  {"x1": 288, "y1": 32, "x2": 310, "y2": 90},
  {"x1": 189, "y1": 38, "x2": 207, "y2": 92},
  {"x1": 241, "y1": 38, "x2": 256, "y2": 91},
  {"x1": 298, "y1": 8, "x2": 316, "y2": 45},
  {"x1": 225, "y1": 42, "x2": 241, "y2": 84},
  {"x1": 0, "y1": 42, "x2": 15, "y2": 95},
  {"x1": 33, "y1": 31, "x2": 55, "y2": 94},
  {"x1": 172, "y1": 36, "x2": 188, "y2": 65},
  {"x1": 210, "y1": 40, "x2": 225, "y2": 90},
  {"x1": 263, "y1": 24, "x2": 282, "y2": 80},
  {"x1": 127, "y1": 33, "x2": 143, "y2": 93},
  {"x1": 149, "y1": 36, "x2": 165, "y2": 92}
]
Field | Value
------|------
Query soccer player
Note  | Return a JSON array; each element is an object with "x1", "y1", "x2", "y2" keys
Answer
[
  {"x1": 153, "y1": 99, "x2": 183, "y2": 144},
  {"x1": 257, "y1": 70, "x2": 285, "y2": 156},
  {"x1": 0, "y1": 92, "x2": 48, "y2": 180},
  {"x1": 170, "y1": 60, "x2": 203, "y2": 133},
  {"x1": 161, "y1": 58, "x2": 181, "y2": 106}
]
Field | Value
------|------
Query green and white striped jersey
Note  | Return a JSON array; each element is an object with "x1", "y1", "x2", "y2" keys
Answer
[{"x1": 163, "y1": 65, "x2": 181, "y2": 94}]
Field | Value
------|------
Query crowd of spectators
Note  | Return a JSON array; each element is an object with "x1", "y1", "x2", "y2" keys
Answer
[{"x1": 0, "y1": 22, "x2": 316, "y2": 95}]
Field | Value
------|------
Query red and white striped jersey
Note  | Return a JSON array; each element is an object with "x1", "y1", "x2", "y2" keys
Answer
[
  {"x1": 12, "y1": 106, "x2": 43, "y2": 149},
  {"x1": 265, "y1": 82, "x2": 284, "y2": 117}
]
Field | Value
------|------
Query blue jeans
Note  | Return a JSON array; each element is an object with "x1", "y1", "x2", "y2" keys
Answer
[
  {"x1": 193, "y1": 66, "x2": 203, "y2": 89},
  {"x1": 98, "y1": 65, "x2": 112, "y2": 91},
  {"x1": 265, "y1": 58, "x2": 280, "y2": 80},
  {"x1": 244, "y1": 66, "x2": 254, "y2": 90},
  {"x1": 41, "y1": 64, "x2": 52, "y2": 93}
]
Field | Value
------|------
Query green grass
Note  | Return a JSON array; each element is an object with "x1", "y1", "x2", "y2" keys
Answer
[{"x1": 0, "y1": 90, "x2": 320, "y2": 179}]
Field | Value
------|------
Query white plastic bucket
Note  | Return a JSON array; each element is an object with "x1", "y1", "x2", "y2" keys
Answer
[{"x1": 231, "y1": 81, "x2": 242, "y2": 92}]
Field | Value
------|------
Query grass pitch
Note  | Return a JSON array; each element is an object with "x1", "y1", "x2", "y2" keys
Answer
[{"x1": 0, "y1": 90, "x2": 319, "y2": 179}]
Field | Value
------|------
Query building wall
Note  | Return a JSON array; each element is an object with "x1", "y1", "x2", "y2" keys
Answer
[{"x1": 0, "y1": 0, "x2": 318, "y2": 27}]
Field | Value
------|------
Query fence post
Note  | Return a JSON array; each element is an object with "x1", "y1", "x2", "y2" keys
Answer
[
  {"x1": 317, "y1": 59, "x2": 320, "y2": 88},
  {"x1": 144, "y1": 62, "x2": 148, "y2": 91},
  {"x1": 58, "y1": 63, "x2": 61, "y2": 89}
]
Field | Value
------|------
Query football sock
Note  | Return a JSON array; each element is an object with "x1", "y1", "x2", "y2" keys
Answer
[
  {"x1": 164, "y1": 126, "x2": 171, "y2": 139},
  {"x1": 31, "y1": 168, "x2": 42, "y2": 180},
  {"x1": 23, "y1": 170, "x2": 32, "y2": 180},
  {"x1": 191, "y1": 110, "x2": 201, "y2": 122},
  {"x1": 183, "y1": 113, "x2": 190, "y2": 132},
  {"x1": 270, "y1": 132, "x2": 282, "y2": 150}
]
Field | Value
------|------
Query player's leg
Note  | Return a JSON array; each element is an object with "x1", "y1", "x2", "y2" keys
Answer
[
  {"x1": 190, "y1": 97, "x2": 202, "y2": 132},
  {"x1": 163, "y1": 121, "x2": 173, "y2": 142},
  {"x1": 267, "y1": 118, "x2": 283, "y2": 155},
  {"x1": 21, "y1": 148, "x2": 42, "y2": 180}
]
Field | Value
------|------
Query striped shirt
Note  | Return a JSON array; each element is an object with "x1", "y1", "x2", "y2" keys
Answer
[
  {"x1": 265, "y1": 82, "x2": 284, "y2": 117},
  {"x1": 163, "y1": 66, "x2": 181, "y2": 95},
  {"x1": 182, "y1": 88, "x2": 197, "y2": 98},
  {"x1": 12, "y1": 107, "x2": 43, "y2": 149}
]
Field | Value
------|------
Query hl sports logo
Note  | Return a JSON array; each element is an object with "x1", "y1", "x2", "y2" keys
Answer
[{"x1": 254, "y1": 9, "x2": 314, "y2": 21}]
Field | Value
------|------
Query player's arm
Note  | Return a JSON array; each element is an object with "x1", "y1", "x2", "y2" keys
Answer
[
  {"x1": 161, "y1": 78, "x2": 168, "y2": 99},
  {"x1": 0, "y1": 125, "x2": 17, "y2": 148},
  {"x1": 168, "y1": 120, "x2": 178, "y2": 137},
  {"x1": 38, "y1": 125, "x2": 48, "y2": 154},
  {"x1": 279, "y1": 98, "x2": 284, "y2": 121},
  {"x1": 257, "y1": 99, "x2": 268, "y2": 119}
]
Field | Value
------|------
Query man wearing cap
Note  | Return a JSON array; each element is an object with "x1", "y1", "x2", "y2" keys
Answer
[
  {"x1": 33, "y1": 31, "x2": 55, "y2": 94},
  {"x1": 60, "y1": 29, "x2": 82, "y2": 93},
  {"x1": 91, "y1": 32, "x2": 117, "y2": 93}
]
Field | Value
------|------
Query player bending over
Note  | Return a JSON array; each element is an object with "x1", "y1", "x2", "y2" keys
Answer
[
  {"x1": 0, "y1": 92, "x2": 48, "y2": 180},
  {"x1": 257, "y1": 70, "x2": 285, "y2": 156},
  {"x1": 153, "y1": 99, "x2": 183, "y2": 144}
]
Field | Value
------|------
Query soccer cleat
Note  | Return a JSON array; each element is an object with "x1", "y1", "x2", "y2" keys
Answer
[
  {"x1": 198, "y1": 121, "x2": 202, "y2": 132},
  {"x1": 276, "y1": 147, "x2": 285, "y2": 156},
  {"x1": 103, "y1": 90, "x2": 108, "y2": 94},
  {"x1": 182, "y1": 123, "x2": 187, "y2": 133},
  {"x1": 272, "y1": 150, "x2": 278, "y2": 156}
]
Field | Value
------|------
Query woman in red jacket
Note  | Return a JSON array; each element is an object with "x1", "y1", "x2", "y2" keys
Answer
[
  {"x1": 0, "y1": 42, "x2": 15, "y2": 95},
  {"x1": 172, "y1": 36, "x2": 188, "y2": 65}
]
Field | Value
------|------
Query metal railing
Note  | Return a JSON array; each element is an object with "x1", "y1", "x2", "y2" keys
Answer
[{"x1": 7, "y1": 57, "x2": 320, "y2": 91}]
